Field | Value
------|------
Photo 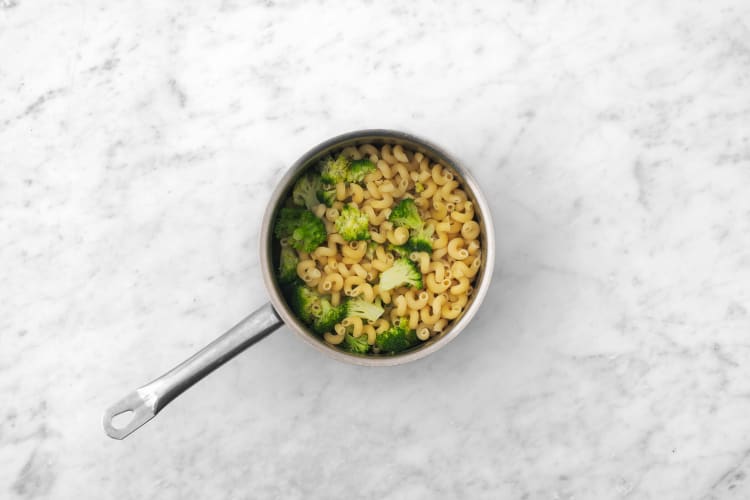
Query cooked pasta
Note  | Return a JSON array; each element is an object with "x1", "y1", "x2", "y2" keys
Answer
[{"x1": 273, "y1": 142, "x2": 482, "y2": 355}]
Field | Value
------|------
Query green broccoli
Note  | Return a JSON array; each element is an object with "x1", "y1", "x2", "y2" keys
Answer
[
  {"x1": 292, "y1": 172, "x2": 322, "y2": 211},
  {"x1": 320, "y1": 154, "x2": 375, "y2": 185},
  {"x1": 405, "y1": 224, "x2": 434, "y2": 253},
  {"x1": 387, "y1": 243, "x2": 410, "y2": 258},
  {"x1": 288, "y1": 283, "x2": 344, "y2": 334},
  {"x1": 274, "y1": 207, "x2": 327, "y2": 253},
  {"x1": 343, "y1": 333, "x2": 370, "y2": 354},
  {"x1": 388, "y1": 198, "x2": 434, "y2": 252},
  {"x1": 289, "y1": 284, "x2": 320, "y2": 325},
  {"x1": 344, "y1": 297, "x2": 384, "y2": 322},
  {"x1": 316, "y1": 183, "x2": 336, "y2": 207},
  {"x1": 414, "y1": 181, "x2": 425, "y2": 194},
  {"x1": 335, "y1": 204, "x2": 370, "y2": 241},
  {"x1": 375, "y1": 317, "x2": 419, "y2": 353},
  {"x1": 320, "y1": 155, "x2": 350, "y2": 184},
  {"x1": 388, "y1": 198, "x2": 422, "y2": 230},
  {"x1": 347, "y1": 159, "x2": 375, "y2": 183},
  {"x1": 378, "y1": 257, "x2": 423, "y2": 291},
  {"x1": 277, "y1": 244, "x2": 299, "y2": 284},
  {"x1": 313, "y1": 298, "x2": 343, "y2": 335}
]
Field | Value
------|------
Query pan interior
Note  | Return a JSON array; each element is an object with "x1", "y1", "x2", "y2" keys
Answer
[{"x1": 260, "y1": 130, "x2": 495, "y2": 366}]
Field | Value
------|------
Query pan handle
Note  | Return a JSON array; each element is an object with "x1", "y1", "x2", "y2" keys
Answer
[{"x1": 103, "y1": 302, "x2": 282, "y2": 440}]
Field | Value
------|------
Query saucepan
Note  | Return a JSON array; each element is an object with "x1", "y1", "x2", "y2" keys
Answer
[{"x1": 103, "y1": 129, "x2": 495, "y2": 439}]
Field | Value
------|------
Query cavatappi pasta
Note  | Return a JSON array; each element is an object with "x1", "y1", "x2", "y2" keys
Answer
[{"x1": 273, "y1": 143, "x2": 482, "y2": 355}]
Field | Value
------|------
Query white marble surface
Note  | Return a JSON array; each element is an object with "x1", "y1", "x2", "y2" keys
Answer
[{"x1": 2, "y1": 0, "x2": 750, "y2": 498}]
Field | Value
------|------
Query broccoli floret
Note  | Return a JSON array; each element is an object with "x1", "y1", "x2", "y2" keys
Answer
[
  {"x1": 388, "y1": 199, "x2": 434, "y2": 252},
  {"x1": 414, "y1": 181, "x2": 425, "y2": 194},
  {"x1": 288, "y1": 284, "x2": 344, "y2": 334},
  {"x1": 344, "y1": 298, "x2": 384, "y2": 322},
  {"x1": 316, "y1": 184, "x2": 336, "y2": 207},
  {"x1": 388, "y1": 198, "x2": 422, "y2": 230},
  {"x1": 347, "y1": 159, "x2": 375, "y2": 183},
  {"x1": 343, "y1": 333, "x2": 370, "y2": 354},
  {"x1": 320, "y1": 155, "x2": 350, "y2": 184},
  {"x1": 313, "y1": 298, "x2": 343, "y2": 335},
  {"x1": 406, "y1": 224, "x2": 434, "y2": 253},
  {"x1": 273, "y1": 207, "x2": 299, "y2": 238},
  {"x1": 274, "y1": 208, "x2": 327, "y2": 253},
  {"x1": 375, "y1": 317, "x2": 419, "y2": 353},
  {"x1": 320, "y1": 155, "x2": 375, "y2": 185},
  {"x1": 292, "y1": 173, "x2": 322, "y2": 211},
  {"x1": 387, "y1": 243, "x2": 410, "y2": 258},
  {"x1": 335, "y1": 204, "x2": 370, "y2": 241},
  {"x1": 277, "y1": 244, "x2": 299, "y2": 284},
  {"x1": 378, "y1": 257, "x2": 423, "y2": 291},
  {"x1": 289, "y1": 284, "x2": 320, "y2": 325}
]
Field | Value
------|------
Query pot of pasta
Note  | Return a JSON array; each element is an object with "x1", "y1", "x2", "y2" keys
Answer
[{"x1": 104, "y1": 129, "x2": 495, "y2": 440}]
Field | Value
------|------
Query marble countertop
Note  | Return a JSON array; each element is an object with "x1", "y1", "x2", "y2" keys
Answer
[{"x1": 3, "y1": 0, "x2": 750, "y2": 498}]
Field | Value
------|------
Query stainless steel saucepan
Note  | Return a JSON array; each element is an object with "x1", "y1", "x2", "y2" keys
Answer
[{"x1": 103, "y1": 129, "x2": 495, "y2": 439}]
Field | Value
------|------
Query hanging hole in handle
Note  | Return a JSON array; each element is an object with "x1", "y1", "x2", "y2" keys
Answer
[
  {"x1": 103, "y1": 390, "x2": 156, "y2": 440},
  {"x1": 111, "y1": 410, "x2": 134, "y2": 430}
]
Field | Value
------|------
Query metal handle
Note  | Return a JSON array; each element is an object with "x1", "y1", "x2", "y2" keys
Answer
[{"x1": 103, "y1": 303, "x2": 282, "y2": 440}]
